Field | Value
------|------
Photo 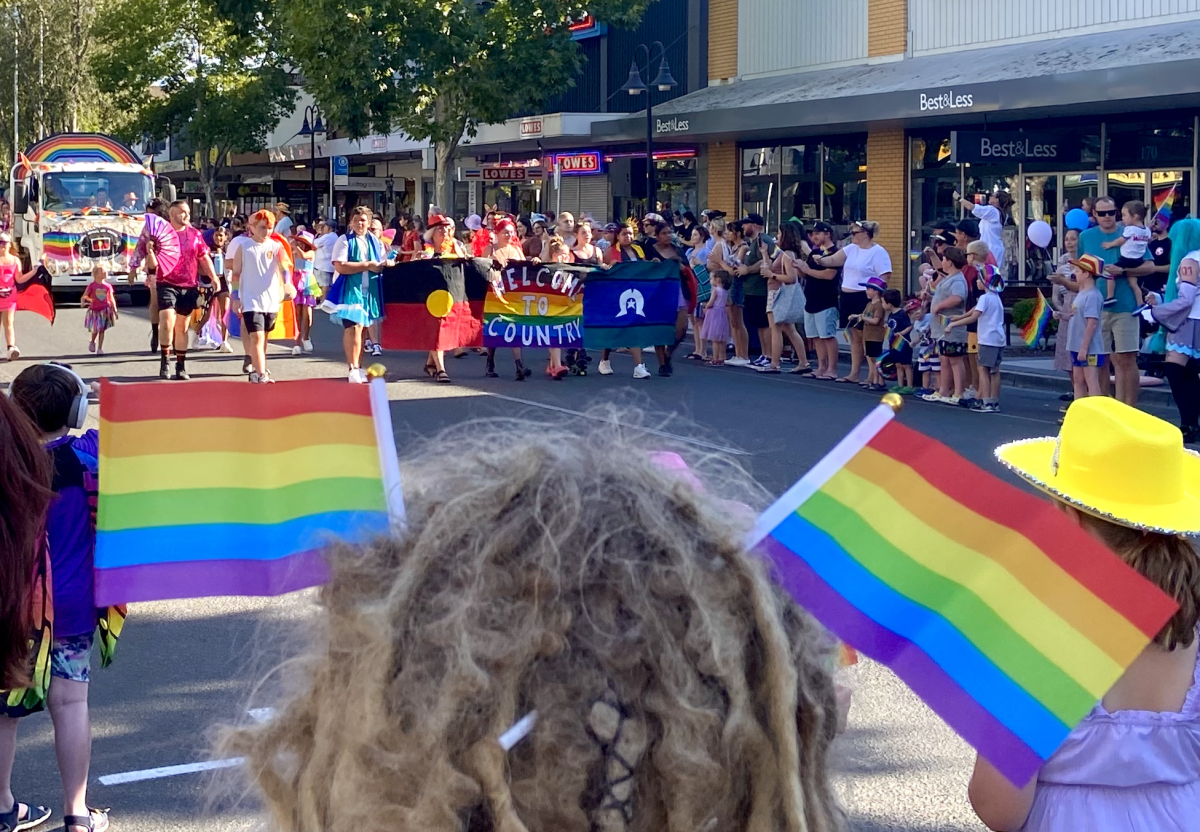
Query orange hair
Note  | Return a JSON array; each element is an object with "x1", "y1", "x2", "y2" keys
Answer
[{"x1": 250, "y1": 209, "x2": 276, "y2": 230}]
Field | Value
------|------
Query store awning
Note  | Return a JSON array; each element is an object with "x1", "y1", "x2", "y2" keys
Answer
[{"x1": 592, "y1": 21, "x2": 1200, "y2": 143}]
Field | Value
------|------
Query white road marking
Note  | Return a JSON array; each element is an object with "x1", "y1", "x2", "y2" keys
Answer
[
  {"x1": 482, "y1": 392, "x2": 751, "y2": 456},
  {"x1": 98, "y1": 758, "x2": 244, "y2": 786}
]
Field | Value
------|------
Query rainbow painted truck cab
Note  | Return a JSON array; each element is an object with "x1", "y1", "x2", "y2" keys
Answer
[{"x1": 9, "y1": 134, "x2": 166, "y2": 294}]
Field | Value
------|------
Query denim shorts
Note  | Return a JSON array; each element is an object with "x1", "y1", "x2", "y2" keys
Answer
[
  {"x1": 728, "y1": 275, "x2": 746, "y2": 307},
  {"x1": 51, "y1": 633, "x2": 95, "y2": 683},
  {"x1": 803, "y1": 307, "x2": 839, "y2": 339}
]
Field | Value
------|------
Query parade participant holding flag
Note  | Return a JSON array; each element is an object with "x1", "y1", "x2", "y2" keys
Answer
[
  {"x1": 326, "y1": 206, "x2": 386, "y2": 384},
  {"x1": 0, "y1": 232, "x2": 47, "y2": 360},
  {"x1": 417, "y1": 213, "x2": 467, "y2": 384},
  {"x1": 230, "y1": 210, "x2": 295, "y2": 384},
  {"x1": 482, "y1": 217, "x2": 533, "y2": 381}
]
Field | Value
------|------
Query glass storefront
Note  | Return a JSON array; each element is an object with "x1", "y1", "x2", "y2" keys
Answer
[
  {"x1": 908, "y1": 115, "x2": 1198, "y2": 288},
  {"x1": 740, "y1": 137, "x2": 866, "y2": 236}
]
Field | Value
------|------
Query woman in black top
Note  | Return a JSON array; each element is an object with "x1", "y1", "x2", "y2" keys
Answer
[{"x1": 645, "y1": 221, "x2": 690, "y2": 376}]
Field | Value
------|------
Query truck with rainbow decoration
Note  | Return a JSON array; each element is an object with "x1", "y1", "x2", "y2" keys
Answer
[{"x1": 9, "y1": 133, "x2": 174, "y2": 295}]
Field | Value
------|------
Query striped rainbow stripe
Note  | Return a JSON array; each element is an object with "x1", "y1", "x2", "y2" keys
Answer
[
  {"x1": 95, "y1": 378, "x2": 402, "y2": 604},
  {"x1": 25, "y1": 133, "x2": 142, "y2": 165},
  {"x1": 749, "y1": 404, "x2": 1178, "y2": 786},
  {"x1": 484, "y1": 286, "x2": 583, "y2": 327}
]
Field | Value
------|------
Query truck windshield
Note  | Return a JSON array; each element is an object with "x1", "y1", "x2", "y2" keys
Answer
[{"x1": 41, "y1": 172, "x2": 154, "y2": 214}]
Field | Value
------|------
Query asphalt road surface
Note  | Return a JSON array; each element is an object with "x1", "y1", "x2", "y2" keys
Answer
[{"x1": 7, "y1": 303, "x2": 1167, "y2": 832}]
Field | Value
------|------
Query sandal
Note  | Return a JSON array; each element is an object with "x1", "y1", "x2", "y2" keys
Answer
[
  {"x1": 685, "y1": 352, "x2": 705, "y2": 361},
  {"x1": 434, "y1": 370, "x2": 451, "y2": 384},
  {"x1": 63, "y1": 808, "x2": 108, "y2": 832},
  {"x1": 423, "y1": 363, "x2": 436, "y2": 378},
  {"x1": 705, "y1": 359, "x2": 725, "y2": 366},
  {"x1": 0, "y1": 801, "x2": 51, "y2": 832},
  {"x1": 789, "y1": 367, "x2": 815, "y2": 376},
  {"x1": 834, "y1": 376, "x2": 857, "y2": 384}
]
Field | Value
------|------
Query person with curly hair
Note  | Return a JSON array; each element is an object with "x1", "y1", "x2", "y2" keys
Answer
[{"x1": 222, "y1": 413, "x2": 848, "y2": 832}]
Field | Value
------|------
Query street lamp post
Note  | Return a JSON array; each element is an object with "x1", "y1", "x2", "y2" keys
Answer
[
  {"x1": 619, "y1": 42, "x2": 677, "y2": 217},
  {"x1": 298, "y1": 105, "x2": 325, "y2": 226}
]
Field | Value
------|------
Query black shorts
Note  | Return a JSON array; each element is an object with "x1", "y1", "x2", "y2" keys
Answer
[
  {"x1": 216, "y1": 275, "x2": 231, "y2": 296},
  {"x1": 938, "y1": 339, "x2": 968, "y2": 357},
  {"x1": 242, "y1": 311, "x2": 277, "y2": 333},
  {"x1": 865, "y1": 340, "x2": 884, "y2": 358},
  {"x1": 839, "y1": 290, "x2": 868, "y2": 328},
  {"x1": 156, "y1": 284, "x2": 200, "y2": 315},
  {"x1": 743, "y1": 294, "x2": 769, "y2": 330}
]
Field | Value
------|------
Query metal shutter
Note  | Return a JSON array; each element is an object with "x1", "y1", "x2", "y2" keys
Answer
[{"x1": 578, "y1": 176, "x2": 610, "y2": 223}]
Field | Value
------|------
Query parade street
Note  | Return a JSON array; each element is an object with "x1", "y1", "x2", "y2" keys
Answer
[{"x1": 2, "y1": 306, "x2": 1179, "y2": 832}]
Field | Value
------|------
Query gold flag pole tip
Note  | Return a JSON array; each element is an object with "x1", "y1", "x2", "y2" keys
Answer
[
  {"x1": 881, "y1": 393, "x2": 904, "y2": 413},
  {"x1": 366, "y1": 364, "x2": 388, "y2": 380}
]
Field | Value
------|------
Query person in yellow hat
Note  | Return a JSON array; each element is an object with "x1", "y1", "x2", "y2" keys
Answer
[{"x1": 969, "y1": 396, "x2": 1200, "y2": 832}]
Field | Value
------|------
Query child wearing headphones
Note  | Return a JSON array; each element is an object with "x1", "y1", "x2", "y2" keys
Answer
[{"x1": 2, "y1": 363, "x2": 110, "y2": 832}]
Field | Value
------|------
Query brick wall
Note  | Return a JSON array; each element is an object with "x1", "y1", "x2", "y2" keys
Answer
[
  {"x1": 706, "y1": 142, "x2": 738, "y2": 216},
  {"x1": 868, "y1": 0, "x2": 907, "y2": 57},
  {"x1": 865, "y1": 129, "x2": 907, "y2": 288},
  {"x1": 709, "y1": 0, "x2": 738, "y2": 81}
]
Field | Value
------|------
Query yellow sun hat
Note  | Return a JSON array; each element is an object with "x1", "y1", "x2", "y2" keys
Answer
[{"x1": 995, "y1": 397, "x2": 1200, "y2": 535}]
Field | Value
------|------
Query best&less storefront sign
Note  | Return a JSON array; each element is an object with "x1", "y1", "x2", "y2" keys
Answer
[{"x1": 950, "y1": 131, "x2": 1083, "y2": 164}]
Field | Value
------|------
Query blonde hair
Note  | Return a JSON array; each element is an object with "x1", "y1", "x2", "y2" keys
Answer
[
  {"x1": 1075, "y1": 512, "x2": 1199, "y2": 650},
  {"x1": 966, "y1": 240, "x2": 990, "y2": 260},
  {"x1": 221, "y1": 413, "x2": 844, "y2": 832},
  {"x1": 546, "y1": 235, "x2": 571, "y2": 262},
  {"x1": 709, "y1": 217, "x2": 727, "y2": 235}
]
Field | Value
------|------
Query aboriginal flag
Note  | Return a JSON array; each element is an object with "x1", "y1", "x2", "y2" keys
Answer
[
  {"x1": 17, "y1": 265, "x2": 55, "y2": 324},
  {"x1": 379, "y1": 258, "x2": 488, "y2": 351}
]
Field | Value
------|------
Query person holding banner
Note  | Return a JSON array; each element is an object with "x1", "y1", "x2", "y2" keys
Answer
[
  {"x1": 328, "y1": 206, "x2": 387, "y2": 384},
  {"x1": 598, "y1": 225, "x2": 650, "y2": 377},
  {"x1": 645, "y1": 221, "x2": 691, "y2": 377},
  {"x1": 483, "y1": 220, "x2": 534, "y2": 381}
]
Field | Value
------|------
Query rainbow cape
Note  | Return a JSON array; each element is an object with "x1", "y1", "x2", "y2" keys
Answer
[
  {"x1": 1020, "y1": 290, "x2": 1052, "y2": 347},
  {"x1": 94, "y1": 378, "x2": 405, "y2": 605},
  {"x1": 749, "y1": 403, "x2": 1178, "y2": 786}
]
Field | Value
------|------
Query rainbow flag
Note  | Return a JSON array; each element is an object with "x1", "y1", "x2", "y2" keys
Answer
[
  {"x1": 94, "y1": 378, "x2": 405, "y2": 605},
  {"x1": 748, "y1": 403, "x2": 1178, "y2": 786},
  {"x1": 483, "y1": 262, "x2": 584, "y2": 349},
  {"x1": 1153, "y1": 183, "x2": 1177, "y2": 215},
  {"x1": 1020, "y1": 290, "x2": 1052, "y2": 347}
]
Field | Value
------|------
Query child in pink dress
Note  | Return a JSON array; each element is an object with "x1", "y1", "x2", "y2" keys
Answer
[
  {"x1": 81, "y1": 265, "x2": 118, "y2": 355},
  {"x1": 980, "y1": 399, "x2": 1200, "y2": 832},
  {"x1": 700, "y1": 272, "x2": 731, "y2": 365}
]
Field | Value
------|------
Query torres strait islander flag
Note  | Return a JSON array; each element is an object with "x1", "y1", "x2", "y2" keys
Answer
[
  {"x1": 582, "y1": 260, "x2": 681, "y2": 350},
  {"x1": 379, "y1": 257, "x2": 489, "y2": 351},
  {"x1": 93, "y1": 377, "x2": 405, "y2": 605},
  {"x1": 748, "y1": 402, "x2": 1179, "y2": 787}
]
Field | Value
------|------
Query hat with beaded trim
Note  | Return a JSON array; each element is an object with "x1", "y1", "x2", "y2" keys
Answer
[{"x1": 995, "y1": 397, "x2": 1200, "y2": 535}]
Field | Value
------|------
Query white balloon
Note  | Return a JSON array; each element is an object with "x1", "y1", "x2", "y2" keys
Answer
[{"x1": 1027, "y1": 220, "x2": 1053, "y2": 249}]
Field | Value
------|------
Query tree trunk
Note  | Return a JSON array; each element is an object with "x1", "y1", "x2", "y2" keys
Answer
[
  {"x1": 434, "y1": 139, "x2": 456, "y2": 216},
  {"x1": 199, "y1": 151, "x2": 219, "y2": 217}
]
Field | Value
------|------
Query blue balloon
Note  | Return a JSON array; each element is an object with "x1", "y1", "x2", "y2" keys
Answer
[{"x1": 1065, "y1": 208, "x2": 1090, "y2": 232}]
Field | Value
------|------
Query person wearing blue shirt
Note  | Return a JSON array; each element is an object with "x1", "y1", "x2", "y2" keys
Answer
[{"x1": 1051, "y1": 196, "x2": 1154, "y2": 407}]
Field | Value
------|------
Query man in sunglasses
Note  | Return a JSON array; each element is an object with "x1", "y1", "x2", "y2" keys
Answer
[{"x1": 1050, "y1": 195, "x2": 1154, "y2": 407}]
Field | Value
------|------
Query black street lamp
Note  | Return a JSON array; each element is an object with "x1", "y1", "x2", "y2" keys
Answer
[
  {"x1": 298, "y1": 105, "x2": 325, "y2": 225},
  {"x1": 620, "y1": 42, "x2": 677, "y2": 216}
]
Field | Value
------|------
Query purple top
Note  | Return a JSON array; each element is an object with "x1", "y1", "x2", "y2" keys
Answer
[
  {"x1": 1021, "y1": 642, "x2": 1200, "y2": 831},
  {"x1": 46, "y1": 431, "x2": 99, "y2": 638}
]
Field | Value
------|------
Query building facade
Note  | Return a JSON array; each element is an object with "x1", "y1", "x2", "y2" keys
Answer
[{"x1": 594, "y1": 0, "x2": 1200, "y2": 289}]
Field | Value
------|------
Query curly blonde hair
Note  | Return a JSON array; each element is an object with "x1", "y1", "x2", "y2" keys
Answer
[{"x1": 222, "y1": 411, "x2": 845, "y2": 832}]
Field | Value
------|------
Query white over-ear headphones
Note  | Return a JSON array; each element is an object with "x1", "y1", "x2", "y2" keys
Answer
[{"x1": 45, "y1": 362, "x2": 90, "y2": 430}]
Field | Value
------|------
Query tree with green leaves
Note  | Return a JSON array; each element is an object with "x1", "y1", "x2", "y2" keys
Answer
[
  {"x1": 91, "y1": 0, "x2": 296, "y2": 213},
  {"x1": 282, "y1": 0, "x2": 651, "y2": 211}
]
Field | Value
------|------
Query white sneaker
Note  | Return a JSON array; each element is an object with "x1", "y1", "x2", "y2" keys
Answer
[
  {"x1": 261, "y1": 369, "x2": 276, "y2": 383},
  {"x1": 725, "y1": 357, "x2": 750, "y2": 367},
  {"x1": 219, "y1": 341, "x2": 234, "y2": 353},
  {"x1": 598, "y1": 360, "x2": 614, "y2": 375},
  {"x1": 632, "y1": 363, "x2": 651, "y2": 379},
  {"x1": 963, "y1": 386, "x2": 978, "y2": 400},
  {"x1": 291, "y1": 345, "x2": 302, "y2": 356},
  {"x1": 302, "y1": 339, "x2": 314, "y2": 353},
  {"x1": 248, "y1": 371, "x2": 262, "y2": 384},
  {"x1": 348, "y1": 368, "x2": 366, "y2": 384},
  {"x1": 7, "y1": 346, "x2": 19, "y2": 360}
]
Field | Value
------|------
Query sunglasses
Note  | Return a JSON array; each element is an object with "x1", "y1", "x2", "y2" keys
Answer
[
  {"x1": 850, "y1": 227, "x2": 867, "y2": 234},
  {"x1": 1094, "y1": 209, "x2": 1118, "y2": 217}
]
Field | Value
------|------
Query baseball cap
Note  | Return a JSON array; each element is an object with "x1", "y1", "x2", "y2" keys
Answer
[
  {"x1": 603, "y1": 222, "x2": 621, "y2": 233},
  {"x1": 643, "y1": 212, "x2": 665, "y2": 224},
  {"x1": 904, "y1": 298, "x2": 923, "y2": 313},
  {"x1": 808, "y1": 220, "x2": 834, "y2": 235},
  {"x1": 703, "y1": 209, "x2": 727, "y2": 221},
  {"x1": 740, "y1": 213, "x2": 765, "y2": 226},
  {"x1": 530, "y1": 213, "x2": 548, "y2": 226},
  {"x1": 956, "y1": 218, "x2": 980, "y2": 238}
]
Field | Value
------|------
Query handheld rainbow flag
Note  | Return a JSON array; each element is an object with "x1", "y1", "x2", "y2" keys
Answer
[
  {"x1": 94, "y1": 377, "x2": 405, "y2": 605},
  {"x1": 748, "y1": 401, "x2": 1178, "y2": 787},
  {"x1": 1020, "y1": 290, "x2": 1052, "y2": 347}
]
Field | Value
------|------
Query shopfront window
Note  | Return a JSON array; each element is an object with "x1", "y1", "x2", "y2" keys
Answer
[
  {"x1": 655, "y1": 158, "x2": 697, "y2": 217},
  {"x1": 781, "y1": 144, "x2": 820, "y2": 223},
  {"x1": 741, "y1": 147, "x2": 781, "y2": 232},
  {"x1": 739, "y1": 137, "x2": 866, "y2": 235},
  {"x1": 823, "y1": 141, "x2": 866, "y2": 235},
  {"x1": 910, "y1": 131, "x2": 961, "y2": 283},
  {"x1": 1106, "y1": 119, "x2": 1194, "y2": 169}
]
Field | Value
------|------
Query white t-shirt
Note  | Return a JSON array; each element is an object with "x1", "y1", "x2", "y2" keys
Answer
[
  {"x1": 331, "y1": 234, "x2": 356, "y2": 266},
  {"x1": 974, "y1": 290, "x2": 1006, "y2": 347},
  {"x1": 225, "y1": 234, "x2": 247, "y2": 262},
  {"x1": 1120, "y1": 224, "x2": 1151, "y2": 259},
  {"x1": 314, "y1": 232, "x2": 338, "y2": 272},
  {"x1": 971, "y1": 204, "x2": 1006, "y2": 270},
  {"x1": 237, "y1": 238, "x2": 283, "y2": 313},
  {"x1": 840, "y1": 243, "x2": 893, "y2": 292}
]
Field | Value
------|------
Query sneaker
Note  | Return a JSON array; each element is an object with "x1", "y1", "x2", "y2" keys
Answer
[
  {"x1": 88, "y1": 342, "x2": 97, "y2": 353},
  {"x1": 898, "y1": 386, "x2": 915, "y2": 395},
  {"x1": 348, "y1": 367, "x2": 366, "y2": 384},
  {"x1": 750, "y1": 355, "x2": 769, "y2": 367},
  {"x1": 173, "y1": 365, "x2": 190, "y2": 381},
  {"x1": 632, "y1": 363, "x2": 651, "y2": 379},
  {"x1": 291, "y1": 345, "x2": 302, "y2": 356},
  {"x1": 370, "y1": 343, "x2": 383, "y2": 357},
  {"x1": 756, "y1": 365, "x2": 781, "y2": 374},
  {"x1": 920, "y1": 391, "x2": 944, "y2": 402},
  {"x1": 958, "y1": 397, "x2": 979, "y2": 409},
  {"x1": 725, "y1": 357, "x2": 750, "y2": 367},
  {"x1": 658, "y1": 363, "x2": 672, "y2": 376},
  {"x1": 302, "y1": 339, "x2": 314, "y2": 354},
  {"x1": 219, "y1": 341, "x2": 234, "y2": 353},
  {"x1": 7, "y1": 345, "x2": 19, "y2": 360},
  {"x1": 963, "y1": 386, "x2": 978, "y2": 400},
  {"x1": 249, "y1": 371, "x2": 263, "y2": 384},
  {"x1": 364, "y1": 338, "x2": 376, "y2": 351},
  {"x1": 598, "y1": 360, "x2": 614, "y2": 375},
  {"x1": 912, "y1": 387, "x2": 932, "y2": 397},
  {"x1": 1102, "y1": 296, "x2": 1118, "y2": 308},
  {"x1": 96, "y1": 348, "x2": 104, "y2": 356},
  {"x1": 261, "y1": 369, "x2": 276, "y2": 383},
  {"x1": 941, "y1": 395, "x2": 960, "y2": 406}
]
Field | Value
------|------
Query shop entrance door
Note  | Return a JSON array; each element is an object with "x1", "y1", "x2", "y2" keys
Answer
[{"x1": 1022, "y1": 172, "x2": 1098, "y2": 283}]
